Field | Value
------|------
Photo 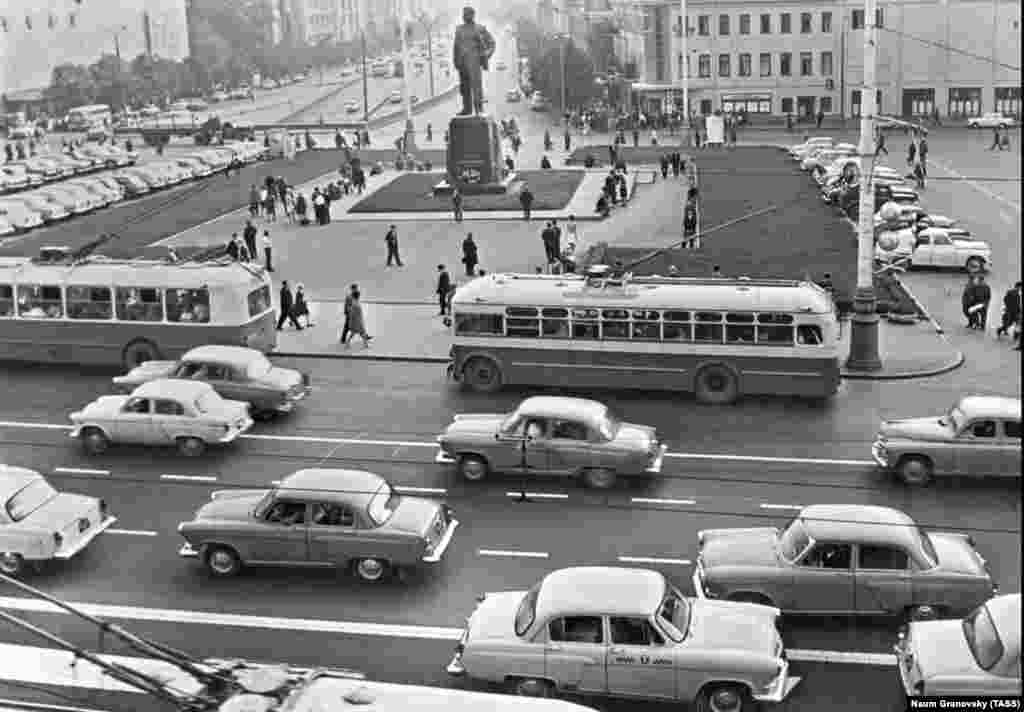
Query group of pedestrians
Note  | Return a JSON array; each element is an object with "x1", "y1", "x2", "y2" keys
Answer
[
  {"x1": 276, "y1": 280, "x2": 310, "y2": 331},
  {"x1": 659, "y1": 152, "x2": 687, "y2": 180},
  {"x1": 962, "y1": 276, "x2": 1021, "y2": 349},
  {"x1": 225, "y1": 219, "x2": 273, "y2": 272},
  {"x1": 904, "y1": 130, "x2": 930, "y2": 189},
  {"x1": 596, "y1": 169, "x2": 630, "y2": 217}
]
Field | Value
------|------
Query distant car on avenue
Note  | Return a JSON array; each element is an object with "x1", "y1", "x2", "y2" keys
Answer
[
  {"x1": 435, "y1": 396, "x2": 666, "y2": 489},
  {"x1": 70, "y1": 379, "x2": 253, "y2": 457},
  {"x1": 872, "y1": 395, "x2": 1021, "y2": 485},
  {"x1": 177, "y1": 468, "x2": 458, "y2": 582},
  {"x1": 0, "y1": 465, "x2": 116, "y2": 577},
  {"x1": 694, "y1": 504, "x2": 998, "y2": 619},
  {"x1": 895, "y1": 593, "x2": 1020, "y2": 697},
  {"x1": 967, "y1": 112, "x2": 1017, "y2": 129},
  {"x1": 446, "y1": 566, "x2": 800, "y2": 709},
  {"x1": 112, "y1": 345, "x2": 310, "y2": 419}
]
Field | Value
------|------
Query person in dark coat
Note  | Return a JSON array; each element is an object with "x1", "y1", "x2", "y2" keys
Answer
[
  {"x1": 293, "y1": 284, "x2": 311, "y2": 328},
  {"x1": 962, "y1": 275, "x2": 990, "y2": 330},
  {"x1": 452, "y1": 187, "x2": 464, "y2": 222},
  {"x1": 660, "y1": 154, "x2": 669, "y2": 179},
  {"x1": 340, "y1": 284, "x2": 357, "y2": 344},
  {"x1": 918, "y1": 137, "x2": 928, "y2": 176},
  {"x1": 541, "y1": 222, "x2": 556, "y2": 264},
  {"x1": 248, "y1": 185, "x2": 260, "y2": 217},
  {"x1": 385, "y1": 225, "x2": 402, "y2": 267},
  {"x1": 277, "y1": 280, "x2": 303, "y2": 330},
  {"x1": 243, "y1": 220, "x2": 258, "y2": 262},
  {"x1": 462, "y1": 233, "x2": 479, "y2": 276},
  {"x1": 295, "y1": 192, "x2": 308, "y2": 225},
  {"x1": 519, "y1": 184, "x2": 534, "y2": 220},
  {"x1": 344, "y1": 290, "x2": 372, "y2": 346},
  {"x1": 540, "y1": 155, "x2": 552, "y2": 169},
  {"x1": 436, "y1": 265, "x2": 452, "y2": 316},
  {"x1": 996, "y1": 282, "x2": 1022, "y2": 338},
  {"x1": 226, "y1": 234, "x2": 240, "y2": 260},
  {"x1": 906, "y1": 139, "x2": 917, "y2": 167}
]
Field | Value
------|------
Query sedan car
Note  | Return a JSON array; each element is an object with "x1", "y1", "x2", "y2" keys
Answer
[
  {"x1": 0, "y1": 465, "x2": 116, "y2": 577},
  {"x1": 446, "y1": 567, "x2": 800, "y2": 707},
  {"x1": 0, "y1": 201, "x2": 44, "y2": 231},
  {"x1": 175, "y1": 156, "x2": 212, "y2": 179},
  {"x1": 113, "y1": 345, "x2": 310, "y2": 419},
  {"x1": 66, "y1": 179, "x2": 116, "y2": 207},
  {"x1": 177, "y1": 468, "x2": 458, "y2": 581},
  {"x1": 389, "y1": 91, "x2": 403, "y2": 104},
  {"x1": 872, "y1": 395, "x2": 1021, "y2": 484},
  {"x1": 694, "y1": 504, "x2": 998, "y2": 619},
  {"x1": 885, "y1": 228, "x2": 990, "y2": 271},
  {"x1": 967, "y1": 112, "x2": 1017, "y2": 129},
  {"x1": 49, "y1": 184, "x2": 100, "y2": 212},
  {"x1": 34, "y1": 187, "x2": 89, "y2": 214},
  {"x1": 5, "y1": 194, "x2": 69, "y2": 223},
  {"x1": 122, "y1": 166, "x2": 168, "y2": 189},
  {"x1": 109, "y1": 171, "x2": 150, "y2": 197},
  {"x1": 0, "y1": 165, "x2": 33, "y2": 191},
  {"x1": 435, "y1": 396, "x2": 666, "y2": 489},
  {"x1": 895, "y1": 594, "x2": 1020, "y2": 697},
  {"x1": 69, "y1": 379, "x2": 253, "y2": 457},
  {"x1": 0, "y1": 216, "x2": 14, "y2": 236}
]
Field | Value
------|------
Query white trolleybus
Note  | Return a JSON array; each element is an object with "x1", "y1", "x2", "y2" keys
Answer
[
  {"x1": 447, "y1": 266, "x2": 841, "y2": 403},
  {"x1": 0, "y1": 246, "x2": 275, "y2": 369}
]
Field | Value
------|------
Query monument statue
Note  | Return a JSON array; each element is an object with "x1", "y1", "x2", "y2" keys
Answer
[{"x1": 453, "y1": 6, "x2": 496, "y2": 116}]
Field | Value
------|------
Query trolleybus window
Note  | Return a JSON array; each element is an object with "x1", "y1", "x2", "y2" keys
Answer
[
  {"x1": 756, "y1": 312, "x2": 795, "y2": 345},
  {"x1": 0, "y1": 285, "x2": 12, "y2": 317},
  {"x1": 571, "y1": 307, "x2": 598, "y2": 339},
  {"x1": 631, "y1": 310, "x2": 661, "y2": 340},
  {"x1": 166, "y1": 288, "x2": 211, "y2": 323},
  {"x1": 540, "y1": 307, "x2": 569, "y2": 338},
  {"x1": 725, "y1": 312, "x2": 756, "y2": 343},
  {"x1": 116, "y1": 287, "x2": 164, "y2": 322},
  {"x1": 17, "y1": 285, "x2": 62, "y2": 319},
  {"x1": 455, "y1": 313, "x2": 504, "y2": 335},
  {"x1": 693, "y1": 311, "x2": 723, "y2": 342},
  {"x1": 67, "y1": 286, "x2": 113, "y2": 320},
  {"x1": 662, "y1": 310, "x2": 692, "y2": 341},
  {"x1": 797, "y1": 324, "x2": 824, "y2": 345},
  {"x1": 247, "y1": 285, "x2": 272, "y2": 317},
  {"x1": 506, "y1": 306, "x2": 539, "y2": 338},
  {"x1": 601, "y1": 309, "x2": 630, "y2": 339}
]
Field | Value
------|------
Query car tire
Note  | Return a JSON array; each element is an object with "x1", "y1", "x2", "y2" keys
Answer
[
  {"x1": 462, "y1": 357, "x2": 502, "y2": 394},
  {"x1": 457, "y1": 454, "x2": 490, "y2": 482},
  {"x1": 511, "y1": 678, "x2": 553, "y2": 698},
  {"x1": 581, "y1": 468, "x2": 617, "y2": 489},
  {"x1": 965, "y1": 256, "x2": 986, "y2": 273},
  {"x1": 252, "y1": 409, "x2": 277, "y2": 422},
  {"x1": 80, "y1": 428, "x2": 110, "y2": 456},
  {"x1": 895, "y1": 456, "x2": 933, "y2": 486},
  {"x1": 0, "y1": 552, "x2": 26, "y2": 577},
  {"x1": 204, "y1": 545, "x2": 242, "y2": 577},
  {"x1": 697, "y1": 683, "x2": 753, "y2": 712},
  {"x1": 354, "y1": 558, "x2": 389, "y2": 582},
  {"x1": 177, "y1": 437, "x2": 207, "y2": 458},
  {"x1": 121, "y1": 338, "x2": 161, "y2": 371},
  {"x1": 694, "y1": 365, "x2": 739, "y2": 405}
]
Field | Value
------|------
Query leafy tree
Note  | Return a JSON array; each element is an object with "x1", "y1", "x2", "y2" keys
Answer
[
  {"x1": 48, "y1": 63, "x2": 96, "y2": 106},
  {"x1": 531, "y1": 39, "x2": 596, "y2": 109}
]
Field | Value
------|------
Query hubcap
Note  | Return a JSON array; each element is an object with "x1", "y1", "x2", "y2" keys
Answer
[
  {"x1": 0, "y1": 553, "x2": 22, "y2": 575},
  {"x1": 708, "y1": 374, "x2": 725, "y2": 391},
  {"x1": 709, "y1": 688, "x2": 742, "y2": 712},
  {"x1": 902, "y1": 461, "x2": 928, "y2": 483},
  {"x1": 462, "y1": 459, "x2": 486, "y2": 481},
  {"x1": 587, "y1": 470, "x2": 614, "y2": 488},
  {"x1": 86, "y1": 434, "x2": 107, "y2": 452},
  {"x1": 474, "y1": 366, "x2": 493, "y2": 384},
  {"x1": 182, "y1": 439, "x2": 203, "y2": 455},
  {"x1": 517, "y1": 680, "x2": 547, "y2": 697},
  {"x1": 358, "y1": 559, "x2": 385, "y2": 580},
  {"x1": 209, "y1": 550, "x2": 236, "y2": 574}
]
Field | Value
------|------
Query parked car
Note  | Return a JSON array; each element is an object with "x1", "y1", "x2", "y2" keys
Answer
[
  {"x1": 693, "y1": 504, "x2": 998, "y2": 619},
  {"x1": 0, "y1": 165, "x2": 33, "y2": 190},
  {"x1": 122, "y1": 166, "x2": 168, "y2": 189},
  {"x1": 895, "y1": 594, "x2": 1021, "y2": 697},
  {"x1": 66, "y1": 179, "x2": 116, "y2": 207},
  {"x1": 967, "y1": 112, "x2": 1017, "y2": 129},
  {"x1": 447, "y1": 566, "x2": 800, "y2": 707},
  {"x1": 875, "y1": 227, "x2": 991, "y2": 271},
  {"x1": 5, "y1": 194, "x2": 69, "y2": 222},
  {"x1": 872, "y1": 395, "x2": 1021, "y2": 485},
  {"x1": 79, "y1": 144, "x2": 135, "y2": 168},
  {"x1": 90, "y1": 174, "x2": 126, "y2": 201},
  {"x1": 6, "y1": 125, "x2": 35, "y2": 141},
  {"x1": 0, "y1": 200, "x2": 44, "y2": 231},
  {"x1": 113, "y1": 345, "x2": 310, "y2": 419},
  {"x1": 788, "y1": 137, "x2": 833, "y2": 160},
  {"x1": 0, "y1": 465, "x2": 117, "y2": 577},
  {"x1": 50, "y1": 183, "x2": 101, "y2": 212},
  {"x1": 177, "y1": 468, "x2": 458, "y2": 581},
  {"x1": 0, "y1": 216, "x2": 15, "y2": 236},
  {"x1": 18, "y1": 158, "x2": 62, "y2": 181},
  {"x1": 389, "y1": 90, "x2": 403, "y2": 104},
  {"x1": 109, "y1": 171, "x2": 151, "y2": 197},
  {"x1": 34, "y1": 187, "x2": 90, "y2": 214},
  {"x1": 69, "y1": 379, "x2": 253, "y2": 457},
  {"x1": 175, "y1": 157, "x2": 212, "y2": 179},
  {"x1": 435, "y1": 396, "x2": 666, "y2": 489}
]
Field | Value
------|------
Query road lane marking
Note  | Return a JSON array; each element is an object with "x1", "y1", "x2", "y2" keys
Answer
[
  {"x1": 929, "y1": 157, "x2": 1021, "y2": 213},
  {"x1": 0, "y1": 421, "x2": 66, "y2": 431},
  {"x1": 244, "y1": 433, "x2": 432, "y2": 448},
  {"x1": 760, "y1": 503, "x2": 803, "y2": 511},
  {"x1": 665, "y1": 452, "x2": 871, "y2": 466},
  {"x1": 394, "y1": 486, "x2": 448, "y2": 495},
  {"x1": 477, "y1": 549, "x2": 550, "y2": 559},
  {"x1": 54, "y1": 467, "x2": 110, "y2": 476},
  {"x1": 160, "y1": 474, "x2": 218, "y2": 483},
  {"x1": 617, "y1": 555, "x2": 692, "y2": 566},
  {"x1": 787, "y1": 649, "x2": 895, "y2": 666},
  {"x1": 505, "y1": 492, "x2": 570, "y2": 500},
  {"x1": 107, "y1": 529, "x2": 158, "y2": 537},
  {"x1": 631, "y1": 497, "x2": 696, "y2": 506}
]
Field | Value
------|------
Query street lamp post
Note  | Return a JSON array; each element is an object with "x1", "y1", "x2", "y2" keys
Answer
[
  {"x1": 679, "y1": 0, "x2": 689, "y2": 139},
  {"x1": 111, "y1": 25, "x2": 128, "y2": 113},
  {"x1": 398, "y1": 0, "x2": 415, "y2": 151},
  {"x1": 361, "y1": 31, "x2": 370, "y2": 123},
  {"x1": 418, "y1": 13, "x2": 436, "y2": 98},
  {"x1": 846, "y1": 0, "x2": 882, "y2": 371}
]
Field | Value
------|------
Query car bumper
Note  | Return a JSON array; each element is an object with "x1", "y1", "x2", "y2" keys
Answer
[
  {"x1": 219, "y1": 418, "x2": 254, "y2": 443},
  {"x1": 753, "y1": 660, "x2": 802, "y2": 703},
  {"x1": 645, "y1": 444, "x2": 668, "y2": 473},
  {"x1": 871, "y1": 440, "x2": 889, "y2": 468},
  {"x1": 435, "y1": 449, "x2": 457, "y2": 464},
  {"x1": 179, "y1": 543, "x2": 200, "y2": 558},
  {"x1": 53, "y1": 515, "x2": 118, "y2": 559},
  {"x1": 423, "y1": 519, "x2": 460, "y2": 563},
  {"x1": 276, "y1": 387, "x2": 313, "y2": 413}
]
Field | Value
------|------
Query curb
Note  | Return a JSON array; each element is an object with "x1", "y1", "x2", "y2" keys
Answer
[
  {"x1": 840, "y1": 349, "x2": 965, "y2": 380},
  {"x1": 272, "y1": 352, "x2": 448, "y2": 364}
]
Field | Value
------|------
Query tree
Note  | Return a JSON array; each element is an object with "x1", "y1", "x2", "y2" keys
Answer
[
  {"x1": 586, "y1": 20, "x2": 620, "y2": 75},
  {"x1": 48, "y1": 63, "x2": 96, "y2": 106},
  {"x1": 532, "y1": 40, "x2": 596, "y2": 110}
]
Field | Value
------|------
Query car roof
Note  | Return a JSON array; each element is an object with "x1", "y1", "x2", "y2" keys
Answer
[
  {"x1": 132, "y1": 379, "x2": 216, "y2": 400},
  {"x1": 183, "y1": 345, "x2": 263, "y2": 366},
  {"x1": 986, "y1": 594, "x2": 1021, "y2": 652},
  {"x1": 956, "y1": 395, "x2": 1021, "y2": 421},
  {"x1": 277, "y1": 469, "x2": 386, "y2": 508},
  {"x1": 516, "y1": 396, "x2": 608, "y2": 425},
  {"x1": 536, "y1": 567, "x2": 666, "y2": 621},
  {"x1": 798, "y1": 504, "x2": 921, "y2": 550},
  {"x1": 0, "y1": 465, "x2": 42, "y2": 496}
]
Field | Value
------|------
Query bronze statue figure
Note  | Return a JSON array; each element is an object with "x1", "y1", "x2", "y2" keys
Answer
[{"x1": 453, "y1": 6, "x2": 495, "y2": 116}]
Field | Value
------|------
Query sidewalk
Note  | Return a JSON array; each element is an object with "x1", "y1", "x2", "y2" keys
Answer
[{"x1": 837, "y1": 316, "x2": 964, "y2": 379}]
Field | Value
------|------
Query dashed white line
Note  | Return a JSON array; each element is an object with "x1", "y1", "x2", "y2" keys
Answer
[
  {"x1": 394, "y1": 486, "x2": 448, "y2": 495},
  {"x1": 107, "y1": 529, "x2": 158, "y2": 537},
  {"x1": 160, "y1": 474, "x2": 218, "y2": 483},
  {"x1": 617, "y1": 555, "x2": 692, "y2": 566},
  {"x1": 478, "y1": 549, "x2": 550, "y2": 559},
  {"x1": 788, "y1": 648, "x2": 895, "y2": 667},
  {"x1": 54, "y1": 467, "x2": 110, "y2": 476},
  {"x1": 631, "y1": 497, "x2": 696, "y2": 506},
  {"x1": 666, "y1": 452, "x2": 871, "y2": 467},
  {"x1": 505, "y1": 491, "x2": 570, "y2": 500},
  {"x1": 760, "y1": 503, "x2": 803, "y2": 511}
]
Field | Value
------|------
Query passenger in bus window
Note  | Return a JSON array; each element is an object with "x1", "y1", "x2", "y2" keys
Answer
[
  {"x1": 797, "y1": 325, "x2": 823, "y2": 345},
  {"x1": 0, "y1": 286, "x2": 12, "y2": 317}
]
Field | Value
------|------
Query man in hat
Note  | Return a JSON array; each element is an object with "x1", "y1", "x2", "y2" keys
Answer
[{"x1": 453, "y1": 6, "x2": 495, "y2": 116}]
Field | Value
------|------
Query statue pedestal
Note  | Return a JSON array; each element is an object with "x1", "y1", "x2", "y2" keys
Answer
[{"x1": 434, "y1": 114, "x2": 515, "y2": 196}]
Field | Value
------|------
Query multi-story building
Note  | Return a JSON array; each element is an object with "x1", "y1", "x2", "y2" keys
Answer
[
  {"x1": 606, "y1": 0, "x2": 1021, "y2": 118},
  {"x1": 287, "y1": 0, "x2": 423, "y2": 45}
]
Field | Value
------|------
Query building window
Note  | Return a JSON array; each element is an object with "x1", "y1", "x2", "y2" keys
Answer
[
  {"x1": 949, "y1": 87, "x2": 982, "y2": 117},
  {"x1": 821, "y1": 96, "x2": 833, "y2": 113},
  {"x1": 698, "y1": 54, "x2": 711, "y2": 78},
  {"x1": 851, "y1": 9, "x2": 864, "y2": 29},
  {"x1": 719, "y1": 14, "x2": 729, "y2": 35},
  {"x1": 821, "y1": 51, "x2": 833, "y2": 76},
  {"x1": 25, "y1": 14, "x2": 32, "y2": 29},
  {"x1": 800, "y1": 52, "x2": 813, "y2": 76},
  {"x1": 760, "y1": 13, "x2": 771, "y2": 33},
  {"x1": 800, "y1": 12, "x2": 812, "y2": 33},
  {"x1": 821, "y1": 11, "x2": 832, "y2": 32},
  {"x1": 718, "y1": 54, "x2": 731, "y2": 77},
  {"x1": 875, "y1": 8, "x2": 884, "y2": 27},
  {"x1": 739, "y1": 53, "x2": 752, "y2": 77},
  {"x1": 780, "y1": 13, "x2": 791, "y2": 33},
  {"x1": 995, "y1": 87, "x2": 1021, "y2": 116},
  {"x1": 780, "y1": 52, "x2": 792, "y2": 76},
  {"x1": 698, "y1": 15, "x2": 709, "y2": 35},
  {"x1": 68, "y1": 12, "x2": 76, "y2": 26},
  {"x1": 781, "y1": 97, "x2": 794, "y2": 113},
  {"x1": 759, "y1": 53, "x2": 772, "y2": 77}
]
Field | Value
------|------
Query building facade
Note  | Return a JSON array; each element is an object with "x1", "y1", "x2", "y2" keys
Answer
[
  {"x1": 604, "y1": 0, "x2": 1021, "y2": 118},
  {"x1": 287, "y1": 0, "x2": 423, "y2": 46},
  {"x1": 0, "y1": 0, "x2": 188, "y2": 97}
]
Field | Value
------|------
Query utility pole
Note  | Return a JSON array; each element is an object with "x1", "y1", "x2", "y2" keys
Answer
[
  {"x1": 846, "y1": 0, "x2": 882, "y2": 371},
  {"x1": 361, "y1": 30, "x2": 370, "y2": 122},
  {"x1": 398, "y1": 0, "x2": 415, "y2": 151},
  {"x1": 839, "y1": 15, "x2": 847, "y2": 123},
  {"x1": 421, "y1": 14, "x2": 436, "y2": 98},
  {"x1": 679, "y1": 0, "x2": 689, "y2": 139},
  {"x1": 559, "y1": 36, "x2": 568, "y2": 113}
]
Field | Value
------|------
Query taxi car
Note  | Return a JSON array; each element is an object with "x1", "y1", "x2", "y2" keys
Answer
[
  {"x1": 435, "y1": 396, "x2": 666, "y2": 489},
  {"x1": 177, "y1": 469, "x2": 458, "y2": 582},
  {"x1": 895, "y1": 593, "x2": 1021, "y2": 697},
  {"x1": 70, "y1": 379, "x2": 253, "y2": 457},
  {"x1": 872, "y1": 395, "x2": 1021, "y2": 485},
  {"x1": 0, "y1": 465, "x2": 116, "y2": 576},
  {"x1": 112, "y1": 345, "x2": 310, "y2": 419},
  {"x1": 875, "y1": 227, "x2": 991, "y2": 272},
  {"x1": 446, "y1": 567, "x2": 800, "y2": 709},
  {"x1": 694, "y1": 504, "x2": 998, "y2": 619},
  {"x1": 967, "y1": 112, "x2": 1017, "y2": 129}
]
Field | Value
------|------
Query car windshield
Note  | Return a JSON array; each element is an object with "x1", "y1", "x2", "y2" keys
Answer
[
  {"x1": 597, "y1": 407, "x2": 620, "y2": 440},
  {"x1": 778, "y1": 518, "x2": 812, "y2": 561},
  {"x1": 253, "y1": 489, "x2": 276, "y2": 518},
  {"x1": 915, "y1": 528, "x2": 938, "y2": 567},
  {"x1": 246, "y1": 356, "x2": 272, "y2": 379},
  {"x1": 939, "y1": 405, "x2": 965, "y2": 430},
  {"x1": 514, "y1": 583, "x2": 541, "y2": 637},
  {"x1": 657, "y1": 586, "x2": 691, "y2": 642},
  {"x1": 367, "y1": 482, "x2": 399, "y2": 526},
  {"x1": 194, "y1": 390, "x2": 220, "y2": 414},
  {"x1": 962, "y1": 603, "x2": 1004, "y2": 671},
  {"x1": 500, "y1": 413, "x2": 520, "y2": 434},
  {"x1": 5, "y1": 478, "x2": 58, "y2": 522}
]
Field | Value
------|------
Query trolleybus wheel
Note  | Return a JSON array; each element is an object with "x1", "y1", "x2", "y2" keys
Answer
[
  {"x1": 694, "y1": 365, "x2": 739, "y2": 405},
  {"x1": 122, "y1": 339, "x2": 161, "y2": 370},
  {"x1": 463, "y1": 357, "x2": 502, "y2": 393}
]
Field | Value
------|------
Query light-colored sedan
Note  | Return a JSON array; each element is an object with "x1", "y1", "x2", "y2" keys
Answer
[
  {"x1": 895, "y1": 594, "x2": 1020, "y2": 697},
  {"x1": 967, "y1": 112, "x2": 1017, "y2": 129},
  {"x1": 66, "y1": 179, "x2": 117, "y2": 207},
  {"x1": 447, "y1": 567, "x2": 800, "y2": 708},
  {"x1": 0, "y1": 201, "x2": 44, "y2": 231},
  {"x1": 875, "y1": 228, "x2": 991, "y2": 272},
  {"x1": 34, "y1": 187, "x2": 90, "y2": 215},
  {"x1": 176, "y1": 157, "x2": 213, "y2": 179},
  {"x1": 5, "y1": 194, "x2": 69, "y2": 222},
  {"x1": 435, "y1": 396, "x2": 666, "y2": 489},
  {"x1": 0, "y1": 216, "x2": 15, "y2": 236},
  {"x1": 50, "y1": 183, "x2": 101, "y2": 212},
  {"x1": 123, "y1": 166, "x2": 168, "y2": 189},
  {"x1": 788, "y1": 137, "x2": 833, "y2": 159},
  {"x1": 69, "y1": 379, "x2": 253, "y2": 457},
  {"x1": 0, "y1": 165, "x2": 33, "y2": 190},
  {"x1": 0, "y1": 465, "x2": 116, "y2": 577},
  {"x1": 110, "y1": 171, "x2": 150, "y2": 197}
]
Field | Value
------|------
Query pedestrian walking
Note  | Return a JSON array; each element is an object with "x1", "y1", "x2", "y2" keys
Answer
[
  {"x1": 452, "y1": 187, "x2": 464, "y2": 222},
  {"x1": 339, "y1": 284, "x2": 357, "y2": 344},
  {"x1": 996, "y1": 282, "x2": 1022, "y2": 339},
  {"x1": 462, "y1": 233, "x2": 479, "y2": 276},
  {"x1": 3, "y1": 144, "x2": 12, "y2": 162},
  {"x1": 263, "y1": 189, "x2": 277, "y2": 221},
  {"x1": 436, "y1": 265, "x2": 452, "y2": 316},
  {"x1": 660, "y1": 154, "x2": 669, "y2": 179},
  {"x1": 249, "y1": 185, "x2": 260, "y2": 217},
  {"x1": 906, "y1": 139, "x2": 917, "y2": 167},
  {"x1": 650, "y1": 129, "x2": 658, "y2": 146},
  {"x1": 541, "y1": 222, "x2": 556, "y2": 265},
  {"x1": 918, "y1": 136, "x2": 928, "y2": 176},
  {"x1": 566, "y1": 214, "x2": 578, "y2": 244},
  {"x1": 874, "y1": 129, "x2": 888, "y2": 156},
  {"x1": 312, "y1": 189, "x2": 326, "y2": 225},
  {"x1": 671, "y1": 152, "x2": 681, "y2": 177},
  {"x1": 426, "y1": 123, "x2": 433, "y2": 142},
  {"x1": 243, "y1": 220, "x2": 258, "y2": 262},
  {"x1": 385, "y1": 225, "x2": 402, "y2": 266},
  {"x1": 341, "y1": 289, "x2": 371, "y2": 346},
  {"x1": 226, "y1": 233, "x2": 241, "y2": 260},
  {"x1": 295, "y1": 192, "x2": 309, "y2": 225},
  {"x1": 989, "y1": 127, "x2": 1002, "y2": 151},
  {"x1": 563, "y1": 129, "x2": 571, "y2": 152},
  {"x1": 815, "y1": 109, "x2": 824, "y2": 128},
  {"x1": 293, "y1": 284, "x2": 312, "y2": 328},
  {"x1": 913, "y1": 160, "x2": 926, "y2": 190},
  {"x1": 276, "y1": 280, "x2": 303, "y2": 331},
  {"x1": 519, "y1": 183, "x2": 534, "y2": 220}
]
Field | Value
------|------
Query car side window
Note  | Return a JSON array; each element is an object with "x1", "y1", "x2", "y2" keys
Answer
[
  {"x1": 610, "y1": 617, "x2": 664, "y2": 646},
  {"x1": 312, "y1": 503, "x2": 355, "y2": 527},
  {"x1": 175, "y1": 362, "x2": 202, "y2": 378},
  {"x1": 123, "y1": 397, "x2": 150, "y2": 414},
  {"x1": 858, "y1": 545, "x2": 908, "y2": 570},
  {"x1": 525, "y1": 419, "x2": 548, "y2": 440},
  {"x1": 932, "y1": 234, "x2": 951, "y2": 246},
  {"x1": 967, "y1": 420, "x2": 997, "y2": 438},
  {"x1": 265, "y1": 501, "x2": 306, "y2": 525},
  {"x1": 800, "y1": 542, "x2": 852, "y2": 570},
  {"x1": 153, "y1": 399, "x2": 185, "y2": 416},
  {"x1": 1004, "y1": 420, "x2": 1021, "y2": 439},
  {"x1": 550, "y1": 420, "x2": 589, "y2": 441},
  {"x1": 205, "y1": 364, "x2": 229, "y2": 381},
  {"x1": 549, "y1": 616, "x2": 603, "y2": 644}
]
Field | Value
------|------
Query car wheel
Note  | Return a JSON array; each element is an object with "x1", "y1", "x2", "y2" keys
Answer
[
  {"x1": 252, "y1": 409, "x2": 277, "y2": 422},
  {"x1": 121, "y1": 338, "x2": 161, "y2": 371},
  {"x1": 896, "y1": 456, "x2": 933, "y2": 486},
  {"x1": 204, "y1": 546, "x2": 242, "y2": 577},
  {"x1": 512, "y1": 678, "x2": 552, "y2": 698},
  {"x1": 698, "y1": 684, "x2": 752, "y2": 712},
  {"x1": 458, "y1": 454, "x2": 490, "y2": 482},
  {"x1": 354, "y1": 558, "x2": 389, "y2": 582},
  {"x1": 462, "y1": 357, "x2": 502, "y2": 394},
  {"x1": 582, "y1": 468, "x2": 617, "y2": 489},
  {"x1": 694, "y1": 365, "x2": 739, "y2": 405},
  {"x1": 965, "y1": 256, "x2": 986, "y2": 273},
  {"x1": 906, "y1": 604, "x2": 943, "y2": 622},
  {"x1": 80, "y1": 428, "x2": 110, "y2": 456},
  {"x1": 177, "y1": 437, "x2": 207, "y2": 458},
  {"x1": 0, "y1": 552, "x2": 26, "y2": 577}
]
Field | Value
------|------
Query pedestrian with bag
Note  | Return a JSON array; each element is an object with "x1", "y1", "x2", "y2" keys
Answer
[
  {"x1": 343, "y1": 290, "x2": 372, "y2": 347},
  {"x1": 293, "y1": 284, "x2": 312, "y2": 328},
  {"x1": 249, "y1": 185, "x2": 260, "y2": 217},
  {"x1": 462, "y1": 233, "x2": 479, "y2": 276},
  {"x1": 385, "y1": 225, "x2": 403, "y2": 267},
  {"x1": 277, "y1": 280, "x2": 303, "y2": 331}
]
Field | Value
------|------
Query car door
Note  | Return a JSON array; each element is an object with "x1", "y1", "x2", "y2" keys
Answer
[
  {"x1": 792, "y1": 542, "x2": 855, "y2": 613},
  {"x1": 854, "y1": 544, "x2": 912, "y2": 613},
  {"x1": 955, "y1": 419, "x2": 1000, "y2": 476},
  {"x1": 606, "y1": 616, "x2": 675, "y2": 699},
  {"x1": 218, "y1": 364, "x2": 254, "y2": 404},
  {"x1": 308, "y1": 503, "x2": 359, "y2": 564},
  {"x1": 929, "y1": 233, "x2": 957, "y2": 268},
  {"x1": 115, "y1": 397, "x2": 155, "y2": 442},
  {"x1": 152, "y1": 398, "x2": 190, "y2": 445},
  {"x1": 547, "y1": 419, "x2": 596, "y2": 475},
  {"x1": 912, "y1": 234, "x2": 933, "y2": 266},
  {"x1": 1000, "y1": 420, "x2": 1022, "y2": 477},
  {"x1": 544, "y1": 616, "x2": 608, "y2": 694},
  {"x1": 249, "y1": 500, "x2": 311, "y2": 563}
]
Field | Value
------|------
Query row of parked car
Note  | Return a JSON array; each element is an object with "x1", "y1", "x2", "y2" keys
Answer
[
  {"x1": 788, "y1": 136, "x2": 992, "y2": 272},
  {"x1": 0, "y1": 141, "x2": 265, "y2": 236}
]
